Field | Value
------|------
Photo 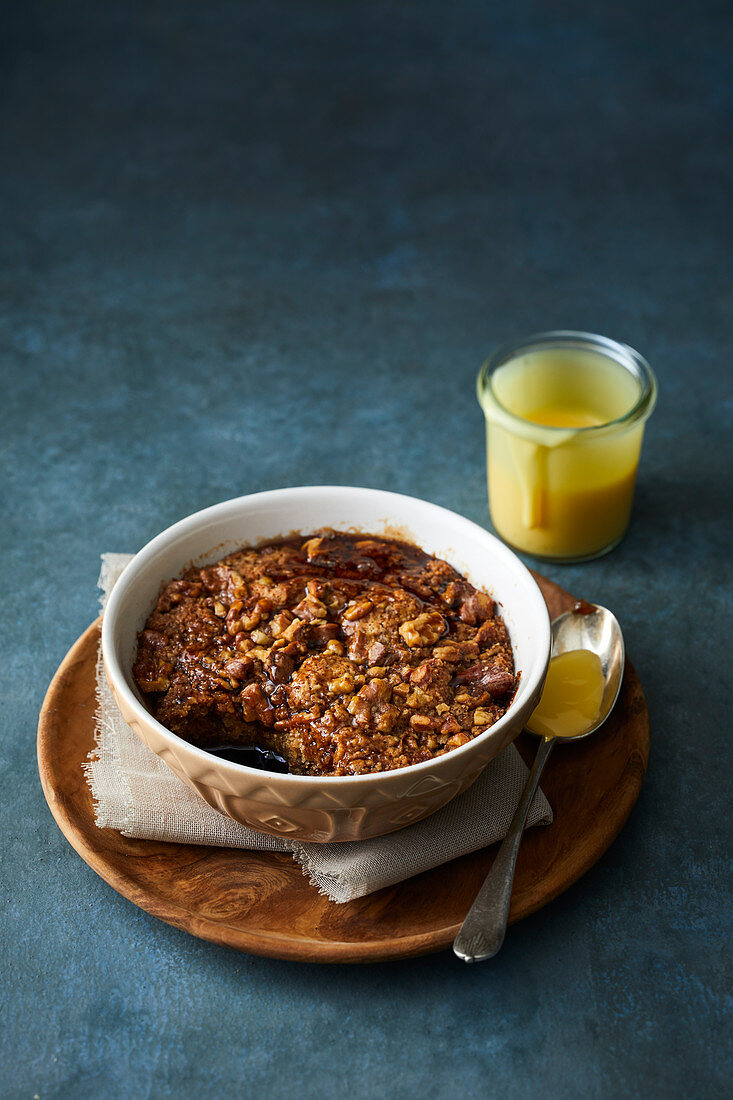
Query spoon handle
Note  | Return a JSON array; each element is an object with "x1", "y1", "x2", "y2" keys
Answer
[{"x1": 453, "y1": 736, "x2": 555, "y2": 963}]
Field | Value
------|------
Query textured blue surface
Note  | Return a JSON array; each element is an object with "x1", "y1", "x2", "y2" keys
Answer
[{"x1": 2, "y1": 1, "x2": 731, "y2": 1097}]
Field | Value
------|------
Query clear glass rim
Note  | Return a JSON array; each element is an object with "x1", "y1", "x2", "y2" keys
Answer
[{"x1": 477, "y1": 330, "x2": 658, "y2": 437}]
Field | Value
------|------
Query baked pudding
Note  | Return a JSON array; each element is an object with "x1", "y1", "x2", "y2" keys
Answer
[{"x1": 132, "y1": 532, "x2": 517, "y2": 776}]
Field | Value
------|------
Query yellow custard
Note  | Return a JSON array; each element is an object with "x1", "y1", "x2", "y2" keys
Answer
[
  {"x1": 478, "y1": 343, "x2": 655, "y2": 560},
  {"x1": 526, "y1": 649, "x2": 604, "y2": 739},
  {"x1": 523, "y1": 406, "x2": 603, "y2": 429}
]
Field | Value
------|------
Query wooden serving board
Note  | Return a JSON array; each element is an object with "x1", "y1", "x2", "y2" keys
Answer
[{"x1": 37, "y1": 573, "x2": 649, "y2": 964}]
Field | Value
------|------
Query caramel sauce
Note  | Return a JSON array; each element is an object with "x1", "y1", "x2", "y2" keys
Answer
[{"x1": 206, "y1": 744, "x2": 290, "y2": 772}]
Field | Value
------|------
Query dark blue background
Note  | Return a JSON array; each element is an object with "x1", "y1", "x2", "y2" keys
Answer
[{"x1": 2, "y1": 2, "x2": 731, "y2": 1096}]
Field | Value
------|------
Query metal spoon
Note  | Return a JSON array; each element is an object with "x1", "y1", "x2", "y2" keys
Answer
[{"x1": 453, "y1": 602, "x2": 625, "y2": 963}]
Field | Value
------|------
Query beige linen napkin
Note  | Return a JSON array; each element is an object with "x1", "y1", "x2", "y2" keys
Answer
[{"x1": 85, "y1": 554, "x2": 552, "y2": 903}]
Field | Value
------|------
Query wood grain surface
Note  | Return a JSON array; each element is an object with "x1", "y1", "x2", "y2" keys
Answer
[{"x1": 37, "y1": 573, "x2": 649, "y2": 963}]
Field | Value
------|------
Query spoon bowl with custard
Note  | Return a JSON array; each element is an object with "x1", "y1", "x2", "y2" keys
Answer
[{"x1": 453, "y1": 601, "x2": 625, "y2": 963}]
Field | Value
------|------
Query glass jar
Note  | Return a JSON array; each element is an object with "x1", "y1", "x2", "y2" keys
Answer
[{"x1": 476, "y1": 331, "x2": 657, "y2": 562}]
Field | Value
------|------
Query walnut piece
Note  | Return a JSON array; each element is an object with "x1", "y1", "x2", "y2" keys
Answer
[{"x1": 399, "y1": 611, "x2": 446, "y2": 648}]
